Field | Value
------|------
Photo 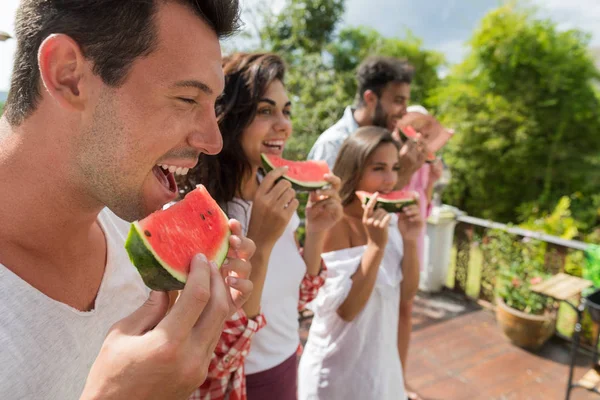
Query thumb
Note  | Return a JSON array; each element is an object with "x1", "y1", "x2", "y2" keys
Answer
[{"x1": 115, "y1": 291, "x2": 170, "y2": 335}]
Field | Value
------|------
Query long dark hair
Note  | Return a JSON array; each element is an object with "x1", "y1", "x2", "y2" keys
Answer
[
  {"x1": 333, "y1": 126, "x2": 400, "y2": 206},
  {"x1": 180, "y1": 52, "x2": 286, "y2": 207}
]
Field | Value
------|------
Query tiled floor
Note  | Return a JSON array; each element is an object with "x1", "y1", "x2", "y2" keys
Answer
[{"x1": 299, "y1": 290, "x2": 600, "y2": 400}]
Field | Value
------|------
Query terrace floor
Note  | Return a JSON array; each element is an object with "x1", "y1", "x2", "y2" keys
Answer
[{"x1": 299, "y1": 289, "x2": 600, "y2": 400}]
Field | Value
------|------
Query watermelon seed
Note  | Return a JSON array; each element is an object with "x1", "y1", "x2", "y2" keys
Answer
[
  {"x1": 207, "y1": 210, "x2": 213, "y2": 216},
  {"x1": 144, "y1": 230, "x2": 152, "y2": 237},
  {"x1": 200, "y1": 213, "x2": 206, "y2": 220}
]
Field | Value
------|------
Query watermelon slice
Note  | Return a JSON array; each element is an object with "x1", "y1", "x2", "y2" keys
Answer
[
  {"x1": 398, "y1": 118, "x2": 454, "y2": 153},
  {"x1": 355, "y1": 190, "x2": 417, "y2": 213},
  {"x1": 261, "y1": 153, "x2": 330, "y2": 191},
  {"x1": 125, "y1": 185, "x2": 231, "y2": 291},
  {"x1": 398, "y1": 125, "x2": 419, "y2": 142}
]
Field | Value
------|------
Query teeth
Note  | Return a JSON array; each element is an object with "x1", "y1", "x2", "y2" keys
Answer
[
  {"x1": 156, "y1": 164, "x2": 190, "y2": 176},
  {"x1": 264, "y1": 140, "x2": 284, "y2": 146}
]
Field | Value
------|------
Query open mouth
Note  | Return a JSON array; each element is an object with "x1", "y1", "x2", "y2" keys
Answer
[
  {"x1": 262, "y1": 139, "x2": 285, "y2": 152},
  {"x1": 152, "y1": 164, "x2": 189, "y2": 193}
]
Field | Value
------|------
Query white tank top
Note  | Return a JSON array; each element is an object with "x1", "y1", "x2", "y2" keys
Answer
[
  {"x1": 0, "y1": 208, "x2": 149, "y2": 400},
  {"x1": 226, "y1": 199, "x2": 307, "y2": 374}
]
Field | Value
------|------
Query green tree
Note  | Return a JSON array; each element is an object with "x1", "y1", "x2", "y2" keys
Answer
[
  {"x1": 435, "y1": 4, "x2": 600, "y2": 225},
  {"x1": 260, "y1": 0, "x2": 345, "y2": 54}
]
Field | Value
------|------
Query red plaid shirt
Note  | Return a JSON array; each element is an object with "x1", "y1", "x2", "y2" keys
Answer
[{"x1": 189, "y1": 266, "x2": 327, "y2": 400}]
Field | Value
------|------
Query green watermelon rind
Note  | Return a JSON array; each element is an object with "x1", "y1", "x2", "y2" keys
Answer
[
  {"x1": 125, "y1": 220, "x2": 230, "y2": 291},
  {"x1": 260, "y1": 153, "x2": 328, "y2": 192},
  {"x1": 358, "y1": 194, "x2": 417, "y2": 213}
]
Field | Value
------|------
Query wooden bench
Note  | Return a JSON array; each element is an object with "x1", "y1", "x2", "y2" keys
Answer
[{"x1": 530, "y1": 272, "x2": 592, "y2": 302}]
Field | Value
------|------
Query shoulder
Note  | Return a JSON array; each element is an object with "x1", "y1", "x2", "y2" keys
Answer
[{"x1": 323, "y1": 217, "x2": 352, "y2": 253}]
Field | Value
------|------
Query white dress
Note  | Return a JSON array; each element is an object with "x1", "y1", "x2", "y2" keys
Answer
[{"x1": 298, "y1": 214, "x2": 407, "y2": 400}]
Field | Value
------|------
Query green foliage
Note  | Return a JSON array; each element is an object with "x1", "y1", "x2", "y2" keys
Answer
[
  {"x1": 0, "y1": 101, "x2": 4, "y2": 116},
  {"x1": 584, "y1": 245, "x2": 600, "y2": 290},
  {"x1": 260, "y1": 0, "x2": 345, "y2": 54},
  {"x1": 483, "y1": 229, "x2": 554, "y2": 315},
  {"x1": 282, "y1": 53, "x2": 353, "y2": 161},
  {"x1": 519, "y1": 196, "x2": 584, "y2": 276},
  {"x1": 520, "y1": 196, "x2": 580, "y2": 240},
  {"x1": 436, "y1": 4, "x2": 600, "y2": 226}
]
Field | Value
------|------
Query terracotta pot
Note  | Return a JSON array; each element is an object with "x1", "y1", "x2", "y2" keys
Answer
[{"x1": 495, "y1": 296, "x2": 556, "y2": 351}]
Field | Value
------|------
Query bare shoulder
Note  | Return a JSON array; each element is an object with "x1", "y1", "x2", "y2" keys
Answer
[{"x1": 323, "y1": 216, "x2": 352, "y2": 253}]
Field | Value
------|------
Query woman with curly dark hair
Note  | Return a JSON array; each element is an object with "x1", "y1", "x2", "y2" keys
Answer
[{"x1": 183, "y1": 52, "x2": 343, "y2": 400}]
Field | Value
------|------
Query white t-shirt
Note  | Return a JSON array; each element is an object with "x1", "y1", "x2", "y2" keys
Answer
[
  {"x1": 225, "y1": 199, "x2": 307, "y2": 375},
  {"x1": 0, "y1": 208, "x2": 149, "y2": 400},
  {"x1": 308, "y1": 106, "x2": 359, "y2": 170},
  {"x1": 298, "y1": 214, "x2": 406, "y2": 400}
]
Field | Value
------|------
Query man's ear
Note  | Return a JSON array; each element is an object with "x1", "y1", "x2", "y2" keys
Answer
[
  {"x1": 38, "y1": 34, "x2": 91, "y2": 112},
  {"x1": 363, "y1": 89, "x2": 378, "y2": 109}
]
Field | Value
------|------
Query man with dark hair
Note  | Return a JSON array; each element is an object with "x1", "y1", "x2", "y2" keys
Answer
[
  {"x1": 0, "y1": 1, "x2": 256, "y2": 399},
  {"x1": 309, "y1": 56, "x2": 425, "y2": 186}
]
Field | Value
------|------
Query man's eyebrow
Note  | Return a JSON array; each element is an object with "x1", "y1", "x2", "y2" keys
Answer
[{"x1": 171, "y1": 80, "x2": 213, "y2": 95}]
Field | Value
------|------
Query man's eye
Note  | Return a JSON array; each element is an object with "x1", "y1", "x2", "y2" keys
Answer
[{"x1": 178, "y1": 98, "x2": 197, "y2": 105}]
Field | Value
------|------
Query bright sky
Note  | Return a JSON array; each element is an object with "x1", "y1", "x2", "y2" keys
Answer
[{"x1": 1, "y1": 0, "x2": 599, "y2": 92}]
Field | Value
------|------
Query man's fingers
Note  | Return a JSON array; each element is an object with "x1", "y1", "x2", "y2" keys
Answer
[
  {"x1": 226, "y1": 276, "x2": 253, "y2": 310},
  {"x1": 220, "y1": 257, "x2": 251, "y2": 281},
  {"x1": 115, "y1": 290, "x2": 170, "y2": 335},
  {"x1": 191, "y1": 262, "x2": 230, "y2": 342},
  {"x1": 157, "y1": 254, "x2": 211, "y2": 339},
  {"x1": 226, "y1": 232, "x2": 256, "y2": 261}
]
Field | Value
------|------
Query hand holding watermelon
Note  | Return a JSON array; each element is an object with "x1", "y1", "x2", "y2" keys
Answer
[
  {"x1": 362, "y1": 193, "x2": 392, "y2": 249},
  {"x1": 397, "y1": 112, "x2": 454, "y2": 153},
  {"x1": 81, "y1": 255, "x2": 233, "y2": 400},
  {"x1": 247, "y1": 167, "x2": 299, "y2": 247},
  {"x1": 220, "y1": 219, "x2": 256, "y2": 314},
  {"x1": 397, "y1": 201, "x2": 424, "y2": 242},
  {"x1": 304, "y1": 173, "x2": 343, "y2": 234}
]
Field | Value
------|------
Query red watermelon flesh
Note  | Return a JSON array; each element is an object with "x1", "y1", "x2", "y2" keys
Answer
[
  {"x1": 125, "y1": 185, "x2": 230, "y2": 290},
  {"x1": 355, "y1": 190, "x2": 417, "y2": 212},
  {"x1": 398, "y1": 125, "x2": 419, "y2": 141},
  {"x1": 261, "y1": 153, "x2": 330, "y2": 191}
]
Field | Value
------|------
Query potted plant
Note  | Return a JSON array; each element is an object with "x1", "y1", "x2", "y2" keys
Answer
[{"x1": 483, "y1": 230, "x2": 556, "y2": 350}]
